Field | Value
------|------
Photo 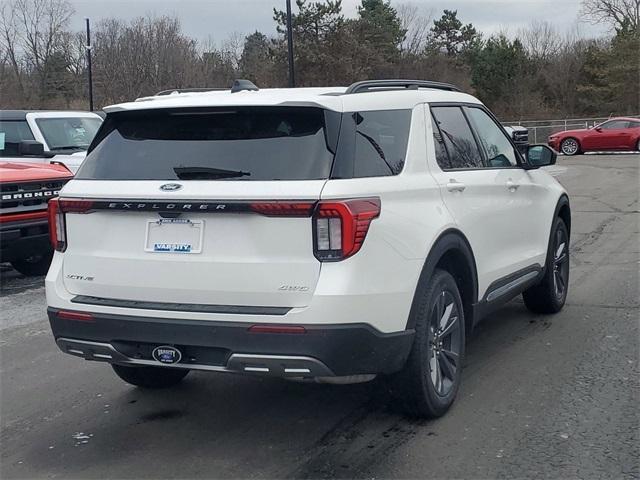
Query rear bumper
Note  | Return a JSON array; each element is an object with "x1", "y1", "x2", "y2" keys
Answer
[
  {"x1": 47, "y1": 307, "x2": 415, "y2": 377},
  {"x1": 0, "y1": 216, "x2": 51, "y2": 262}
]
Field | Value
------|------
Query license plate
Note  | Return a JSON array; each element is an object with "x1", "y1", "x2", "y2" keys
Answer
[{"x1": 144, "y1": 218, "x2": 204, "y2": 254}]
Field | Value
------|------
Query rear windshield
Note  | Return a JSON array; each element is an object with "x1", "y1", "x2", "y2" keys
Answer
[{"x1": 77, "y1": 107, "x2": 335, "y2": 181}]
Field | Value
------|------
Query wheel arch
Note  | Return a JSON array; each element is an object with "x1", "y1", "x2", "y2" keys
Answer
[
  {"x1": 406, "y1": 229, "x2": 479, "y2": 336},
  {"x1": 538, "y1": 194, "x2": 571, "y2": 279},
  {"x1": 555, "y1": 194, "x2": 571, "y2": 237}
]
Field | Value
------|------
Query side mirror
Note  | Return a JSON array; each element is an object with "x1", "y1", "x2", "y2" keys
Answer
[
  {"x1": 18, "y1": 140, "x2": 46, "y2": 157},
  {"x1": 595, "y1": 126, "x2": 602, "y2": 132},
  {"x1": 526, "y1": 145, "x2": 557, "y2": 169}
]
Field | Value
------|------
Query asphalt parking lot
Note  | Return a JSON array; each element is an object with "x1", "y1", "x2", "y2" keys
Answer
[{"x1": 1, "y1": 153, "x2": 638, "y2": 479}]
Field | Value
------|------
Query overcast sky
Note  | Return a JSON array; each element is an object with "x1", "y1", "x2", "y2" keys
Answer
[{"x1": 67, "y1": 0, "x2": 609, "y2": 44}]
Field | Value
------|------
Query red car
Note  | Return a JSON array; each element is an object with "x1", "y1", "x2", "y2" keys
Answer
[{"x1": 548, "y1": 117, "x2": 640, "y2": 156}]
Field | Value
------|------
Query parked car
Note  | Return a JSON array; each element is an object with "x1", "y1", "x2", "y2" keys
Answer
[
  {"x1": 0, "y1": 110, "x2": 103, "y2": 173},
  {"x1": 548, "y1": 117, "x2": 640, "y2": 155},
  {"x1": 0, "y1": 161, "x2": 73, "y2": 275},
  {"x1": 504, "y1": 125, "x2": 529, "y2": 156},
  {"x1": 46, "y1": 79, "x2": 571, "y2": 418}
]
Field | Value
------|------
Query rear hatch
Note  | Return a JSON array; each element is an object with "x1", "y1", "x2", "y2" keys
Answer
[{"x1": 62, "y1": 107, "x2": 338, "y2": 309}]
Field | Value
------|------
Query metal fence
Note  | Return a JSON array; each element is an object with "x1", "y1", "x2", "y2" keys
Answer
[{"x1": 502, "y1": 114, "x2": 640, "y2": 144}]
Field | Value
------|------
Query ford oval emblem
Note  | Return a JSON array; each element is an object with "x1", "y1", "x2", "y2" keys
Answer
[
  {"x1": 160, "y1": 183, "x2": 182, "y2": 192},
  {"x1": 152, "y1": 345, "x2": 182, "y2": 364}
]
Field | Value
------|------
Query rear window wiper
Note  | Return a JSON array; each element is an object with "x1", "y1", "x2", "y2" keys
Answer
[{"x1": 173, "y1": 166, "x2": 251, "y2": 180}]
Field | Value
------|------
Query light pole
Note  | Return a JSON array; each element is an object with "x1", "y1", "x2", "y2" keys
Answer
[
  {"x1": 286, "y1": 0, "x2": 295, "y2": 87},
  {"x1": 85, "y1": 18, "x2": 94, "y2": 111}
]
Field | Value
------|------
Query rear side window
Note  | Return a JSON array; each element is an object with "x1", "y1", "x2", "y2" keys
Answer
[
  {"x1": 354, "y1": 110, "x2": 411, "y2": 177},
  {"x1": 78, "y1": 107, "x2": 335, "y2": 181},
  {"x1": 430, "y1": 115, "x2": 450, "y2": 169},
  {"x1": 431, "y1": 107, "x2": 483, "y2": 169},
  {"x1": 331, "y1": 109, "x2": 411, "y2": 178},
  {"x1": 0, "y1": 120, "x2": 35, "y2": 157}
]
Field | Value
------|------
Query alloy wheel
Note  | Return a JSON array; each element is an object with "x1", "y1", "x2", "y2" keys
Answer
[
  {"x1": 428, "y1": 290, "x2": 462, "y2": 396},
  {"x1": 561, "y1": 138, "x2": 578, "y2": 155},
  {"x1": 552, "y1": 228, "x2": 569, "y2": 299}
]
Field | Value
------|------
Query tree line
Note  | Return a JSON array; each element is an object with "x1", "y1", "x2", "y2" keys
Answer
[{"x1": 1, "y1": 0, "x2": 638, "y2": 120}]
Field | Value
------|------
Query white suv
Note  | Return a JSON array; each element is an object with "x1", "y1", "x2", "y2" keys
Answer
[
  {"x1": 0, "y1": 110, "x2": 103, "y2": 173},
  {"x1": 45, "y1": 80, "x2": 571, "y2": 418}
]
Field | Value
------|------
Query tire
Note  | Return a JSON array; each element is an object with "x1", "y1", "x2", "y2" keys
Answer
[
  {"x1": 10, "y1": 252, "x2": 53, "y2": 276},
  {"x1": 112, "y1": 364, "x2": 190, "y2": 389},
  {"x1": 560, "y1": 138, "x2": 580, "y2": 156},
  {"x1": 523, "y1": 217, "x2": 570, "y2": 314},
  {"x1": 391, "y1": 269, "x2": 465, "y2": 418}
]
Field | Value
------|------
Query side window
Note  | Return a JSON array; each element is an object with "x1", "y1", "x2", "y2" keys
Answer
[
  {"x1": 353, "y1": 109, "x2": 411, "y2": 177},
  {"x1": 430, "y1": 114, "x2": 451, "y2": 169},
  {"x1": 600, "y1": 120, "x2": 628, "y2": 130},
  {"x1": 629, "y1": 120, "x2": 640, "y2": 129},
  {"x1": 431, "y1": 107, "x2": 483, "y2": 169},
  {"x1": 0, "y1": 120, "x2": 35, "y2": 157},
  {"x1": 465, "y1": 107, "x2": 518, "y2": 168}
]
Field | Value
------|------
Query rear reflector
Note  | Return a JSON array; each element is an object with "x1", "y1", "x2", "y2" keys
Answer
[
  {"x1": 57, "y1": 310, "x2": 94, "y2": 322},
  {"x1": 248, "y1": 325, "x2": 307, "y2": 334},
  {"x1": 313, "y1": 198, "x2": 381, "y2": 261}
]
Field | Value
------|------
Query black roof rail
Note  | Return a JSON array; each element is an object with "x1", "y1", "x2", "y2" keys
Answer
[
  {"x1": 155, "y1": 87, "x2": 226, "y2": 96},
  {"x1": 231, "y1": 79, "x2": 259, "y2": 93},
  {"x1": 345, "y1": 79, "x2": 461, "y2": 94}
]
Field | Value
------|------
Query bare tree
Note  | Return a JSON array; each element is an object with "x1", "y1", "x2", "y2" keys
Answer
[
  {"x1": 0, "y1": 0, "x2": 75, "y2": 106},
  {"x1": 0, "y1": 1, "x2": 25, "y2": 98},
  {"x1": 93, "y1": 16, "x2": 205, "y2": 104},
  {"x1": 221, "y1": 32, "x2": 244, "y2": 71},
  {"x1": 519, "y1": 21, "x2": 563, "y2": 61},
  {"x1": 581, "y1": 0, "x2": 640, "y2": 32},
  {"x1": 397, "y1": 3, "x2": 433, "y2": 57}
]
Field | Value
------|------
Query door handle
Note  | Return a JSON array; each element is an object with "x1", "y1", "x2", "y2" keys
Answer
[
  {"x1": 506, "y1": 180, "x2": 520, "y2": 191},
  {"x1": 447, "y1": 180, "x2": 466, "y2": 192}
]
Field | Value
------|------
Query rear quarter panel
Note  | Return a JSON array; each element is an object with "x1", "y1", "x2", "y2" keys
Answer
[{"x1": 318, "y1": 105, "x2": 456, "y2": 332}]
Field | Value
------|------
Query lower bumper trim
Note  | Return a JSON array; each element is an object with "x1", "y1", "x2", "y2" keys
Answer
[
  {"x1": 48, "y1": 307, "x2": 415, "y2": 376},
  {"x1": 56, "y1": 337, "x2": 335, "y2": 377}
]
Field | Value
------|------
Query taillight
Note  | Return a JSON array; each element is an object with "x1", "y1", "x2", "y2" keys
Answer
[
  {"x1": 313, "y1": 198, "x2": 380, "y2": 261},
  {"x1": 59, "y1": 199, "x2": 94, "y2": 214},
  {"x1": 48, "y1": 198, "x2": 65, "y2": 251},
  {"x1": 250, "y1": 202, "x2": 315, "y2": 217},
  {"x1": 48, "y1": 198, "x2": 94, "y2": 252}
]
